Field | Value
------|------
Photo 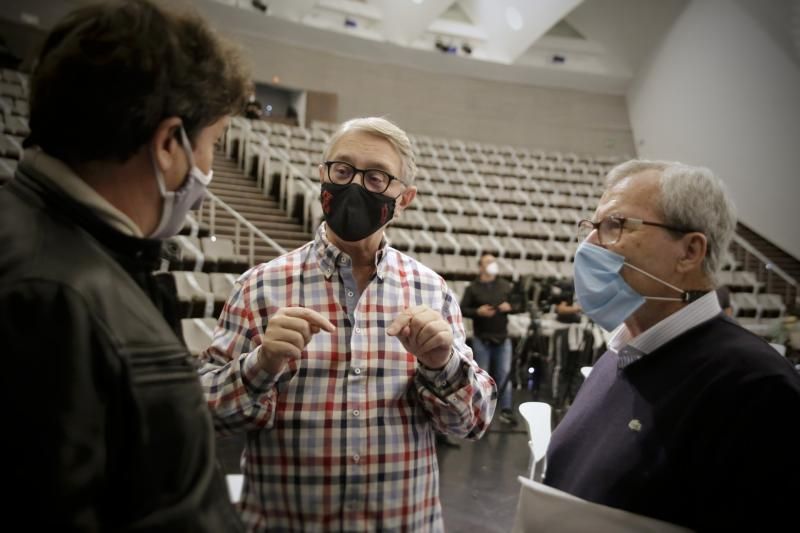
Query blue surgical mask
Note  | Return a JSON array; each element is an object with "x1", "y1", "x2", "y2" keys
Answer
[
  {"x1": 573, "y1": 241, "x2": 686, "y2": 331},
  {"x1": 149, "y1": 126, "x2": 213, "y2": 239}
]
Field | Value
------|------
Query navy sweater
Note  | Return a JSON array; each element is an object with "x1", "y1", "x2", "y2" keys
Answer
[{"x1": 545, "y1": 315, "x2": 800, "y2": 531}]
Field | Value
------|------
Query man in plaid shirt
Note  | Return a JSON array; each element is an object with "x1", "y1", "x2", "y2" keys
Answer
[{"x1": 199, "y1": 117, "x2": 497, "y2": 531}]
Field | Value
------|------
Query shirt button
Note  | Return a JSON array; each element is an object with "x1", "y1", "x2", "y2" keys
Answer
[
  {"x1": 355, "y1": 327, "x2": 361, "y2": 334},
  {"x1": 347, "y1": 290, "x2": 353, "y2": 297},
  {"x1": 353, "y1": 409, "x2": 360, "y2": 417},
  {"x1": 353, "y1": 368, "x2": 362, "y2": 375},
  {"x1": 352, "y1": 454, "x2": 360, "y2": 463}
]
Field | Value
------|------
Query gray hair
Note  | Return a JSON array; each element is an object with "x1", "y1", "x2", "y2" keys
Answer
[
  {"x1": 605, "y1": 159, "x2": 737, "y2": 283},
  {"x1": 322, "y1": 117, "x2": 417, "y2": 183}
]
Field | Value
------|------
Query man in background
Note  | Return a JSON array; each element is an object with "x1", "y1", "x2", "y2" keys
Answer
[
  {"x1": 0, "y1": 0, "x2": 250, "y2": 529},
  {"x1": 461, "y1": 253, "x2": 522, "y2": 425}
]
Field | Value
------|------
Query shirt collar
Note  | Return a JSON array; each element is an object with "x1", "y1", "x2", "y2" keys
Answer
[
  {"x1": 21, "y1": 148, "x2": 143, "y2": 237},
  {"x1": 314, "y1": 223, "x2": 389, "y2": 280},
  {"x1": 609, "y1": 290, "x2": 722, "y2": 368}
]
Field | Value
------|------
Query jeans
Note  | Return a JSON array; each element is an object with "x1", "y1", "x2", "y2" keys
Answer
[{"x1": 472, "y1": 337, "x2": 512, "y2": 411}]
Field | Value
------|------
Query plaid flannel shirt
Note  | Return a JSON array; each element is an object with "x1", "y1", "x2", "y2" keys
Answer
[{"x1": 199, "y1": 224, "x2": 497, "y2": 532}]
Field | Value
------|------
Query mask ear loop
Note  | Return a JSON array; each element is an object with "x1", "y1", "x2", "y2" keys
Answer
[{"x1": 622, "y1": 262, "x2": 685, "y2": 302}]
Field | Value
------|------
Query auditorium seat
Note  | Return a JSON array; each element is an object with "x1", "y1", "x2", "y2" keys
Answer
[
  {"x1": 170, "y1": 235, "x2": 207, "y2": 271},
  {"x1": 0, "y1": 157, "x2": 16, "y2": 184},
  {"x1": 731, "y1": 292, "x2": 758, "y2": 318},
  {"x1": 172, "y1": 271, "x2": 215, "y2": 318},
  {"x1": 0, "y1": 133, "x2": 23, "y2": 159},
  {"x1": 201, "y1": 236, "x2": 249, "y2": 273},
  {"x1": 181, "y1": 317, "x2": 217, "y2": 357},
  {"x1": 756, "y1": 293, "x2": 785, "y2": 319},
  {"x1": 209, "y1": 272, "x2": 238, "y2": 314}
]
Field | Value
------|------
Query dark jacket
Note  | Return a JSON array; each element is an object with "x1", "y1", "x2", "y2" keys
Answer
[
  {"x1": 0, "y1": 165, "x2": 243, "y2": 531},
  {"x1": 460, "y1": 277, "x2": 521, "y2": 343}
]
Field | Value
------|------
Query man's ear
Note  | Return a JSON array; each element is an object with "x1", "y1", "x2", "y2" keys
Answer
[
  {"x1": 150, "y1": 117, "x2": 184, "y2": 179},
  {"x1": 318, "y1": 163, "x2": 326, "y2": 184},
  {"x1": 676, "y1": 232, "x2": 707, "y2": 274},
  {"x1": 394, "y1": 185, "x2": 417, "y2": 217}
]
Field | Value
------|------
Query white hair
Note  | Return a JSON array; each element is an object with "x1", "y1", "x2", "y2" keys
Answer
[
  {"x1": 606, "y1": 159, "x2": 737, "y2": 283},
  {"x1": 322, "y1": 117, "x2": 417, "y2": 183}
]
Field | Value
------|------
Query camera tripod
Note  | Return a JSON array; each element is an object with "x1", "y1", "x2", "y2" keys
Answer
[
  {"x1": 496, "y1": 305, "x2": 553, "y2": 405},
  {"x1": 496, "y1": 307, "x2": 597, "y2": 421}
]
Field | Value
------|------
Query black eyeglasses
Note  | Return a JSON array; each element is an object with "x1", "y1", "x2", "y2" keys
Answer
[
  {"x1": 324, "y1": 160, "x2": 406, "y2": 195},
  {"x1": 577, "y1": 215, "x2": 698, "y2": 245}
]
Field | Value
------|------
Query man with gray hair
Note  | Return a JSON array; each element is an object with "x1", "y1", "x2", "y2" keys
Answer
[
  {"x1": 544, "y1": 160, "x2": 800, "y2": 530},
  {"x1": 200, "y1": 117, "x2": 496, "y2": 531}
]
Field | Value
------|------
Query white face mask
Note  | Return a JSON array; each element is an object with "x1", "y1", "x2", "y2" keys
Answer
[
  {"x1": 485, "y1": 261, "x2": 499, "y2": 276},
  {"x1": 149, "y1": 126, "x2": 213, "y2": 239}
]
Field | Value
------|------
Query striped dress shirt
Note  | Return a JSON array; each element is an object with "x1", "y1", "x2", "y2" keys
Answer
[
  {"x1": 199, "y1": 224, "x2": 497, "y2": 532},
  {"x1": 608, "y1": 290, "x2": 723, "y2": 368}
]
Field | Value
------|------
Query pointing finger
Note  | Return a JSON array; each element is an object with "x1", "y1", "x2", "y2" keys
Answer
[{"x1": 283, "y1": 307, "x2": 336, "y2": 333}]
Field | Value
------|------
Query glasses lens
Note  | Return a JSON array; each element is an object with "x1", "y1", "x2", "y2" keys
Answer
[
  {"x1": 363, "y1": 169, "x2": 391, "y2": 193},
  {"x1": 599, "y1": 217, "x2": 623, "y2": 245},
  {"x1": 576, "y1": 220, "x2": 593, "y2": 242},
  {"x1": 329, "y1": 162, "x2": 354, "y2": 184}
]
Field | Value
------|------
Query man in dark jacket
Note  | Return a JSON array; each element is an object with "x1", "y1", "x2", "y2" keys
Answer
[
  {"x1": 0, "y1": 0, "x2": 250, "y2": 529},
  {"x1": 461, "y1": 253, "x2": 522, "y2": 425}
]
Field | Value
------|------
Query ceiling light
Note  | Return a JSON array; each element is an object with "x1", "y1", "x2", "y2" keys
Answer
[
  {"x1": 505, "y1": 6, "x2": 523, "y2": 31},
  {"x1": 412, "y1": 0, "x2": 424, "y2": 4}
]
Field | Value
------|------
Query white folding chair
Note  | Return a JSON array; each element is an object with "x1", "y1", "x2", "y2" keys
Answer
[
  {"x1": 518, "y1": 401, "x2": 552, "y2": 482},
  {"x1": 226, "y1": 474, "x2": 244, "y2": 503},
  {"x1": 769, "y1": 343, "x2": 787, "y2": 356}
]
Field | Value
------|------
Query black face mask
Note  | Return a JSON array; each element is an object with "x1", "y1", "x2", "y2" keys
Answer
[{"x1": 320, "y1": 182, "x2": 396, "y2": 242}]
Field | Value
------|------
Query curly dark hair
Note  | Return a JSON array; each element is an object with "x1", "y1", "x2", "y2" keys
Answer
[{"x1": 27, "y1": 0, "x2": 250, "y2": 164}]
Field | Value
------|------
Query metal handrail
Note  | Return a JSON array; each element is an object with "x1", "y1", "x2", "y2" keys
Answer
[
  {"x1": 730, "y1": 233, "x2": 797, "y2": 306},
  {"x1": 730, "y1": 233, "x2": 797, "y2": 287},
  {"x1": 197, "y1": 191, "x2": 286, "y2": 265}
]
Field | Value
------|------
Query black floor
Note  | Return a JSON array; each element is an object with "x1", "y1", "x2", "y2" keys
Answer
[
  {"x1": 216, "y1": 393, "x2": 533, "y2": 532},
  {"x1": 437, "y1": 422, "x2": 529, "y2": 532}
]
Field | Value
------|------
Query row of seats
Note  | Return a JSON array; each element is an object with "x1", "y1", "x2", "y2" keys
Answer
[
  {"x1": 1, "y1": 72, "x2": 30, "y2": 184},
  {"x1": 0, "y1": 68, "x2": 28, "y2": 85},
  {"x1": 171, "y1": 270, "x2": 238, "y2": 318},
  {"x1": 166, "y1": 235, "x2": 250, "y2": 273},
  {"x1": 260, "y1": 123, "x2": 609, "y2": 182},
  {"x1": 310, "y1": 119, "x2": 625, "y2": 168},
  {"x1": 0, "y1": 97, "x2": 29, "y2": 121},
  {"x1": 395, "y1": 211, "x2": 582, "y2": 239},
  {"x1": 244, "y1": 120, "x2": 609, "y2": 186},
  {"x1": 387, "y1": 227, "x2": 578, "y2": 261},
  {"x1": 730, "y1": 292, "x2": 786, "y2": 319},
  {"x1": 0, "y1": 81, "x2": 26, "y2": 99},
  {"x1": 410, "y1": 201, "x2": 585, "y2": 224},
  {"x1": 0, "y1": 132, "x2": 23, "y2": 159}
]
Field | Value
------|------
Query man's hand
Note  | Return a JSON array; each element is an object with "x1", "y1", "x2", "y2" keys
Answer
[
  {"x1": 258, "y1": 307, "x2": 335, "y2": 374},
  {"x1": 387, "y1": 305, "x2": 453, "y2": 370},
  {"x1": 477, "y1": 304, "x2": 496, "y2": 317},
  {"x1": 497, "y1": 301, "x2": 512, "y2": 313}
]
